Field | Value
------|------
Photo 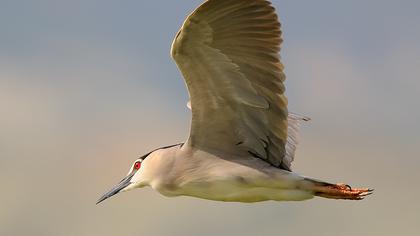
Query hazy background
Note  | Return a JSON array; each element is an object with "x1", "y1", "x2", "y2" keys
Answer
[{"x1": 1, "y1": 0, "x2": 419, "y2": 235}]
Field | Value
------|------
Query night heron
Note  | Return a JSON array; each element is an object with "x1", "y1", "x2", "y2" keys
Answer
[{"x1": 97, "y1": 0, "x2": 373, "y2": 204}]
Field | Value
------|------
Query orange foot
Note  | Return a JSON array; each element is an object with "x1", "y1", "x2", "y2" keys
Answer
[{"x1": 315, "y1": 183, "x2": 374, "y2": 200}]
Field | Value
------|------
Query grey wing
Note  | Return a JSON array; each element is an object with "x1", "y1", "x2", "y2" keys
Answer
[{"x1": 172, "y1": 0, "x2": 293, "y2": 169}]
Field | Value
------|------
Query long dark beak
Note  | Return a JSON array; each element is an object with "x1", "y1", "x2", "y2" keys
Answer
[{"x1": 96, "y1": 172, "x2": 134, "y2": 205}]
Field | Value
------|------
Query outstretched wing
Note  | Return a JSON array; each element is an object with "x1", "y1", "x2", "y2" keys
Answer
[{"x1": 172, "y1": 0, "x2": 292, "y2": 169}]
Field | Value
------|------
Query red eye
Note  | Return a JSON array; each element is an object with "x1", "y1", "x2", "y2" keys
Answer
[{"x1": 134, "y1": 162, "x2": 141, "y2": 170}]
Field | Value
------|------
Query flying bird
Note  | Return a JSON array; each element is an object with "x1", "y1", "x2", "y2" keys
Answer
[{"x1": 97, "y1": 0, "x2": 372, "y2": 204}]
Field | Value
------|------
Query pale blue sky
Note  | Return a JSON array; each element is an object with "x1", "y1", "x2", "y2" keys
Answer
[{"x1": 1, "y1": 1, "x2": 419, "y2": 235}]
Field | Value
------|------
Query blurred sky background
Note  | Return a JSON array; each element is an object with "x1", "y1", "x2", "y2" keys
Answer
[{"x1": 1, "y1": 0, "x2": 419, "y2": 235}]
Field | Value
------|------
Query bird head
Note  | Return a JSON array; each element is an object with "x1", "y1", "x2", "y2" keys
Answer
[
  {"x1": 96, "y1": 157, "x2": 148, "y2": 205},
  {"x1": 96, "y1": 144, "x2": 181, "y2": 205}
]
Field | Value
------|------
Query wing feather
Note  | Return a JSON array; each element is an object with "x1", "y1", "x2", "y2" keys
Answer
[{"x1": 172, "y1": 0, "x2": 295, "y2": 169}]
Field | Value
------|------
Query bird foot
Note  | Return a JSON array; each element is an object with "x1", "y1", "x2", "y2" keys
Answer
[{"x1": 315, "y1": 183, "x2": 374, "y2": 200}]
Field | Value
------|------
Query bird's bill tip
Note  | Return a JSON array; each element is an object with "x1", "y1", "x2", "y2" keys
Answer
[
  {"x1": 96, "y1": 194, "x2": 111, "y2": 205},
  {"x1": 96, "y1": 174, "x2": 133, "y2": 205}
]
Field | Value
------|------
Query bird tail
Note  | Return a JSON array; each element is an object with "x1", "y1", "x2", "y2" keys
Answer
[{"x1": 304, "y1": 177, "x2": 374, "y2": 200}]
